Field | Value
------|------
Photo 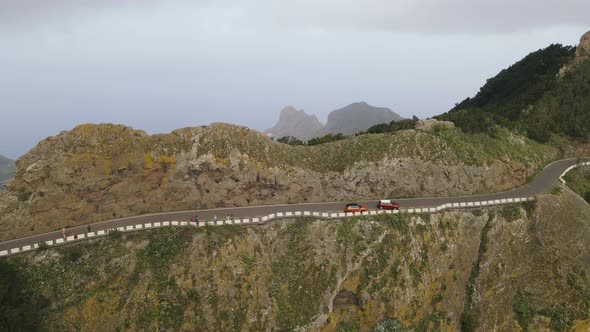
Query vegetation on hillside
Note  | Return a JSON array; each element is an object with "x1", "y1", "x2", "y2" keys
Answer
[
  {"x1": 564, "y1": 166, "x2": 590, "y2": 204},
  {"x1": 525, "y1": 61, "x2": 590, "y2": 142},
  {"x1": 359, "y1": 117, "x2": 419, "y2": 135},
  {"x1": 437, "y1": 44, "x2": 590, "y2": 143}
]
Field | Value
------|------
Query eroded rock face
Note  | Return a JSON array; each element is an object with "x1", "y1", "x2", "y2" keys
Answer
[
  {"x1": 0, "y1": 122, "x2": 552, "y2": 240},
  {"x1": 576, "y1": 30, "x2": 590, "y2": 60},
  {"x1": 559, "y1": 30, "x2": 590, "y2": 75}
]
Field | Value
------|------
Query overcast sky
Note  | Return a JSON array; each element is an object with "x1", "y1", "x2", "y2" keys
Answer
[{"x1": 1, "y1": 1, "x2": 588, "y2": 159}]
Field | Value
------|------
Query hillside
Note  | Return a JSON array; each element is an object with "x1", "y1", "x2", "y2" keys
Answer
[
  {"x1": 438, "y1": 30, "x2": 590, "y2": 142},
  {"x1": 2, "y1": 191, "x2": 589, "y2": 331},
  {"x1": 0, "y1": 121, "x2": 566, "y2": 241}
]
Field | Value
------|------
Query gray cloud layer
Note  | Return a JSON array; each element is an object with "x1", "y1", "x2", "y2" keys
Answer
[{"x1": 2, "y1": 0, "x2": 588, "y2": 33}]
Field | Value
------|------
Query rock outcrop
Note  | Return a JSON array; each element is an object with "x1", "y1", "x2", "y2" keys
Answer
[
  {"x1": 575, "y1": 30, "x2": 590, "y2": 61},
  {"x1": 324, "y1": 102, "x2": 403, "y2": 136},
  {"x1": 264, "y1": 106, "x2": 324, "y2": 141},
  {"x1": 559, "y1": 30, "x2": 590, "y2": 76},
  {"x1": 415, "y1": 118, "x2": 455, "y2": 132},
  {"x1": 0, "y1": 122, "x2": 556, "y2": 240}
]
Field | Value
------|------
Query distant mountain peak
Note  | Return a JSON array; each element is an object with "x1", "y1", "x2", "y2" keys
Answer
[
  {"x1": 324, "y1": 102, "x2": 403, "y2": 135},
  {"x1": 264, "y1": 106, "x2": 324, "y2": 141},
  {"x1": 265, "y1": 102, "x2": 403, "y2": 140}
]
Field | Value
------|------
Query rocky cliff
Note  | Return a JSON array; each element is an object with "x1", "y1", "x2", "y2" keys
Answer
[
  {"x1": 559, "y1": 30, "x2": 590, "y2": 76},
  {"x1": 0, "y1": 123, "x2": 558, "y2": 241},
  {"x1": 3, "y1": 190, "x2": 589, "y2": 331},
  {"x1": 264, "y1": 106, "x2": 325, "y2": 141},
  {"x1": 324, "y1": 102, "x2": 403, "y2": 136}
]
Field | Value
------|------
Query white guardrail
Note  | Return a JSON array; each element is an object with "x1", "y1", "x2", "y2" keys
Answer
[
  {"x1": 0, "y1": 196, "x2": 538, "y2": 257},
  {"x1": 559, "y1": 161, "x2": 590, "y2": 185}
]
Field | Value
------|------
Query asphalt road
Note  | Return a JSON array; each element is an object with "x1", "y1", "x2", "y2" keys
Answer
[{"x1": 1, "y1": 157, "x2": 588, "y2": 253}]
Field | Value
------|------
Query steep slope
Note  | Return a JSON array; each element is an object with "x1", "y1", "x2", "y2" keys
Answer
[
  {"x1": 264, "y1": 106, "x2": 324, "y2": 141},
  {"x1": 446, "y1": 44, "x2": 575, "y2": 122},
  {"x1": 324, "y1": 102, "x2": 403, "y2": 136},
  {"x1": 0, "y1": 122, "x2": 559, "y2": 241},
  {"x1": 437, "y1": 30, "x2": 590, "y2": 143},
  {"x1": 2, "y1": 191, "x2": 589, "y2": 331}
]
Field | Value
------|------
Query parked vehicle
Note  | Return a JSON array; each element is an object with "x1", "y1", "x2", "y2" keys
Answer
[
  {"x1": 344, "y1": 203, "x2": 368, "y2": 213},
  {"x1": 377, "y1": 199, "x2": 399, "y2": 210}
]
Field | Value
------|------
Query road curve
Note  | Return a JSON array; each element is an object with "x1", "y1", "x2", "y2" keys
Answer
[{"x1": 1, "y1": 157, "x2": 588, "y2": 254}]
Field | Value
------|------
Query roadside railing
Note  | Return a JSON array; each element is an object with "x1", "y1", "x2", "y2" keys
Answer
[{"x1": 0, "y1": 196, "x2": 537, "y2": 257}]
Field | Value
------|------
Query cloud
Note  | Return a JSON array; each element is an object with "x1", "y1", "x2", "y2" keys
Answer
[
  {"x1": 1, "y1": 0, "x2": 587, "y2": 34},
  {"x1": 248, "y1": 0, "x2": 590, "y2": 33}
]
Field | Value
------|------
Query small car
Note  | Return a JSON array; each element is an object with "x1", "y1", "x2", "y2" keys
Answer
[
  {"x1": 377, "y1": 199, "x2": 399, "y2": 210},
  {"x1": 344, "y1": 203, "x2": 368, "y2": 213}
]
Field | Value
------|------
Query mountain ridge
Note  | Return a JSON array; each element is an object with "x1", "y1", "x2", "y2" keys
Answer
[{"x1": 265, "y1": 101, "x2": 403, "y2": 141}]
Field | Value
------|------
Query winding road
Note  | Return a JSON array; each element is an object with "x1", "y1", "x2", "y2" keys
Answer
[{"x1": 0, "y1": 157, "x2": 588, "y2": 255}]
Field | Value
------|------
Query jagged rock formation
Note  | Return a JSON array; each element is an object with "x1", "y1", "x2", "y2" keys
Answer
[
  {"x1": 264, "y1": 106, "x2": 324, "y2": 141},
  {"x1": 324, "y1": 102, "x2": 402, "y2": 136},
  {"x1": 5, "y1": 190, "x2": 590, "y2": 330},
  {"x1": 575, "y1": 30, "x2": 590, "y2": 60},
  {"x1": 0, "y1": 122, "x2": 559, "y2": 241},
  {"x1": 265, "y1": 102, "x2": 403, "y2": 141},
  {"x1": 559, "y1": 30, "x2": 590, "y2": 76}
]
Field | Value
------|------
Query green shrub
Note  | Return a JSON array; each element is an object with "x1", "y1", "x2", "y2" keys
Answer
[
  {"x1": 373, "y1": 319, "x2": 408, "y2": 332},
  {"x1": 63, "y1": 247, "x2": 84, "y2": 263},
  {"x1": 500, "y1": 205, "x2": 521, "y2": 222},
  {"x1": 277, "y1": 136, "x2": 304, "y2": 146},
  {"x1": 431, "y1": 293, "x2": 444, "y2": 304},
  {"x1": 16, "y1": 189, "x2": 32, "y2": 202},
  {"x1": 522, "y1": 201, "x2": 536, "y2": 216},
  {"x1": 336, "y1": 321, "x2": 359, "y2": 332},
  {"x1": 0, "y1": 259, "x2": 50, "y2": 331},
  {"x1": 108, "y1": 229, "x2": 122, "y2": 239},
  {"x1": 307, "y1": 133, "x2": 346, "y2": 146},
  {"x1": 513, "y1": 292, "x2": 534, "y2": 331},
  {"x1": 363, "y1": 118, "x2": 418, "y2": 135},
  {"x1": 551, "y1": 186, "x2": 563, "y2": 195},
  {"x1": 37, "y1": 242, "x2": 49, "y2": 251},
  {"x1": 540, "y1": 303, "x2": 575, "y2": 331},
  {"x1": 460, "y1": 308, "x2": 479, "y2": 332}
]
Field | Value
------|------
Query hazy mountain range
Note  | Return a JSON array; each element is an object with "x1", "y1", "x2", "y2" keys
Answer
[
  {"x1": 265, "y1": 102, "x2": 403, "y2": 140},
  {"x1": 0, "y1": 154, "x2": 15, "y2": 185}
]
